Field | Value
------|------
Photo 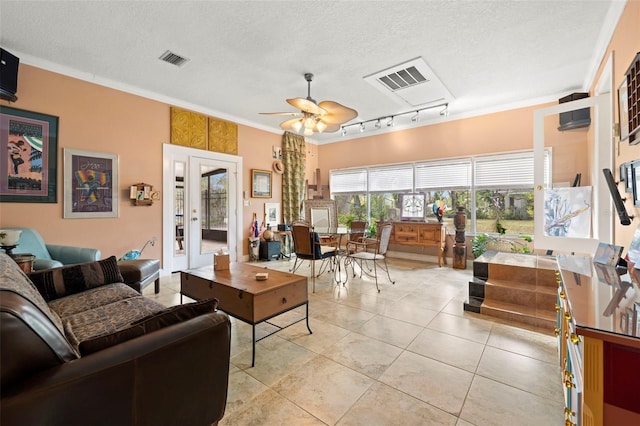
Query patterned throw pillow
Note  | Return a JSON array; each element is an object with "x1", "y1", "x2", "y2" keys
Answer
[
  {"x1": 29, "y1": 256, "x2": 124, "y2": 302},
  {"x1": 77, "y1": 298, "x2": 218, "y2": 356}
]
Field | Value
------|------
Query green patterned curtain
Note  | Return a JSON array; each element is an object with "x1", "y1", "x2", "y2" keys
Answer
[{"x1": 282, "y1": 131, "x2": 306, "y2": 223}]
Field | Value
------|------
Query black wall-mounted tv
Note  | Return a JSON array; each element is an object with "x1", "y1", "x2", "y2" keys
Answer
[
  {"x1": 603, "y1": 168, "x2": 632, "y2": 226},
  {"x1": 0, "y1": 48, "x2": 19, "y2": 102}
]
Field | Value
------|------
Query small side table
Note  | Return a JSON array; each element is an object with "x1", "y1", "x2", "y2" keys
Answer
[{"x1": 12, "y1": 254, "x2": 35, "y2": 274}]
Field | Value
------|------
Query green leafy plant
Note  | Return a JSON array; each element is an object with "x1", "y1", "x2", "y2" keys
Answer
[{"x1": 471, "y1": 233, "x2": 532, "y2": 258}]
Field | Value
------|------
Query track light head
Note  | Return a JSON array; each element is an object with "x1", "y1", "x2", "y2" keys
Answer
[
  {"x1": 387, "y1": 116, "x2": 395, "y2": 127},
  {"x1": 411, "y1": 111, "x2": 420, "y2": 122},
  {"x1": 360, "y1": 122, "x2": 365, "y2": 132},
  {"x1": 440, "y1": 104, "x2": 449, "y2": 116},
  {"x1": 375, "y1": 119, "x2": 381, "y2": 129},
  {"x1": 341, "y1": 127, "x2": 347, "y2": 136}
]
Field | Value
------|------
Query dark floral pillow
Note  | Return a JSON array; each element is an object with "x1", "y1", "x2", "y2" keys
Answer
[
  {"x1": 77, "y1": 298, "x2": 218, "y2": 356},
  {"x1": 29, "y1": 256, "x2": 124, "y2": 302}
]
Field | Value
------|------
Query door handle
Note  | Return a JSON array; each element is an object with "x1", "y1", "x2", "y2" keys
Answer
[{"x1": 192, "y1": 217, "x2": 198, "y2": 221}]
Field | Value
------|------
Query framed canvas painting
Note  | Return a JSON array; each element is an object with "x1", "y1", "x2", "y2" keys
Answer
[
  {"x1": 63, "y1": 148, "x2": 119, "y2": 218},
  {"x1": 0, "y1": 106, "x2": 58, "y2": 202}
]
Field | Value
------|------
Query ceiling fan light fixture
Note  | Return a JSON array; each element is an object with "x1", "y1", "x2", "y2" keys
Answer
[
  {"x1": 303, "y1": 115, "x2": 316, "y2": 129},
  {"x1": 316, "y1": 120, "x2": 327, "y2": 133},
  {"x1": 292, "y1": 120, "x2": 303, "y2": 132},
  {"x1": 303, "y1": 127, "x2": 314, "y2": 136}
]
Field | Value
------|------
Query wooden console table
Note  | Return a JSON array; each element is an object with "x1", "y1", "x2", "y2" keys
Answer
[{"x1": 389, "y1": 222, "x2": 447, "y2": 266}]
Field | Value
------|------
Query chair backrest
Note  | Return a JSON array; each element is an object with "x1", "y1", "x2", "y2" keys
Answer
[
  {"x1": 349, "y1": 221, "x2": 367, "y2": 242},
  {"x1": 5, "y1": 227, "x2": 52, "y2": 260},
  {"x1": 377, "y1": 223, "x2": 393, "y2": 256},
  {"x1": 291, "y1": 221, "x2": 313, "y2": 257}
]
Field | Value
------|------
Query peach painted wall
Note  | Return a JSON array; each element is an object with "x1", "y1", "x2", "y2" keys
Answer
[
  {"x1": 319, "y1": 103, "x2": 589, "y2": 186},
  {"x1": 590, "y1": 0, "x2": 640, "y2": 250},
  {"x1": 0, "y1": 65, "x2": 290, "y2": 261},
  {"x1": 1, "y1": 65, "x2": 167, "y2": 261}
]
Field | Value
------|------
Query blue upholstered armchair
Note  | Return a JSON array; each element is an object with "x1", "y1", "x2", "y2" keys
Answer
[{"x1": 5, "y1": 227, "x2": 101, "y2": 270}]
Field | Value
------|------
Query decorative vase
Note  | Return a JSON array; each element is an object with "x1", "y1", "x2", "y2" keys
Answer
[{"x1": 0, "y1": 229, "x2": 21, "y2": 246}]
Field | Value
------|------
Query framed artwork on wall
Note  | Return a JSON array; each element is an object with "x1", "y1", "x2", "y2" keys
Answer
[
  {"x1": 626, "y1": 162, "x2": 634, "y2": 193},
  {"x1": 63, "y1": 148, "x2": 119, "y2": 218},
  {"x1": 618, "y1": 80, "x2": 629, "y2": 142},
  {"x1": 264, "y1": 202, "x2": 281, "y2": 228},
  {"x1": 0, "y1": 106, "x2": 58, "y2": 203},
  {"x1": 632, "y1": 160, "x2": 640, "y2": 207},
  {"x1": 251, "y1": 169, "x2": 272, "y2": 198}
]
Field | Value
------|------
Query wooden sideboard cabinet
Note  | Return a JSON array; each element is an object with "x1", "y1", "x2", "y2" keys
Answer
[
  {"x1": 556, "y1": 255, "x2": 640, "y2": 426},
  {"x1": 389, "y1": 222, "x2": 447, "y2": 266}
]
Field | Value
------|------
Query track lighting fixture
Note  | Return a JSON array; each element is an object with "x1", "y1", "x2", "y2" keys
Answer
[{"x1": 340, "y1": 102, "x2": 449, "y2": 137}]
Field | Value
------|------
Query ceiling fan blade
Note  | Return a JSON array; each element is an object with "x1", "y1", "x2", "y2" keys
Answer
[
  {"x1": 317, "y1": 101, "x2": 358, "y2": 125},
  {"x1": 259, "y1": 112, "x2": 303, "y2": 116},
  {"x1": 279, "y1": 118, "x2": 303, "y2": 131},
  {"x1": 317, "y1": 120, "x2": 341, "y2": 133},
  {"x1": 286, "y1": 98, "x2": 326, "y2": 115}
]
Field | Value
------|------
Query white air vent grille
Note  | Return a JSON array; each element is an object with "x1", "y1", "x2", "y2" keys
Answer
[
  {"x1": 364, "y1": 57, "x2": 453, "y2": 107},
  {"x1": 378, "y1": 66, "x2": 428, "y2": 91},
  {"x1": 159, "y1": 50, "x2": 189, "y2": 67}
]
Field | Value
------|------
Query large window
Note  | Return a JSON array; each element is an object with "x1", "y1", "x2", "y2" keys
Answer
[{"x1": 329, "y1": 150, "x2": 550, "y2": 235}]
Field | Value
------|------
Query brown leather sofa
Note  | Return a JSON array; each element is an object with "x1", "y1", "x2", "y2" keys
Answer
[{"x1": 0, "y1": 253, "x2": 231, "y2": 426}]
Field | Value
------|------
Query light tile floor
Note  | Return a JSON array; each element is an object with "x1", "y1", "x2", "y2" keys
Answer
[{"x1": 144, "y1": 256, "x2": 564, "y2": 426}]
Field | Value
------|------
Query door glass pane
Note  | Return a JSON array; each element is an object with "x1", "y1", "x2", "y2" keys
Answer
[
  {"x1": 200, "y1": 165, "x2": 228, "y2": 254},
  {"x1": 174, "y1": 161, "x2": 185, "y2": 257}
]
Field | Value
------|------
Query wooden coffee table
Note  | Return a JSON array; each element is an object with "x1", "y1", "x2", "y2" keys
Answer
[{"x1": 180, "y1": 262, "x2": 312, "y2": 367}]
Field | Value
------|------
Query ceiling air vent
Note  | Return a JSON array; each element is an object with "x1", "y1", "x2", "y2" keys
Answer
[
  {"x1": 364, "y1": 57, "x2": 453, "y2": 107},
  {"x1": 378, "y1": 66, "x2": 428, "y2": 91},
  {"x1": 159, "y1": 50, "x2": 189, "y2": 67}
]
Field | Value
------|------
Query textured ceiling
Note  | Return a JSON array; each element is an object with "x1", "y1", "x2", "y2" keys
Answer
[{"x1": 0, "y1": 1, "x2": 626, "y2": 143}]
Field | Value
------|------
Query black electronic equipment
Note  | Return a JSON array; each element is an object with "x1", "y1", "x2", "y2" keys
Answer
[
  {"x1": 0, "y1": 48, "x2": 19, "y2": 102},
  {"x1": 558, "y1": 92, "x2": 590, "y2": 131},
  {"x1": 603, "y1": 168, "x2": 632, "y2": 226}
]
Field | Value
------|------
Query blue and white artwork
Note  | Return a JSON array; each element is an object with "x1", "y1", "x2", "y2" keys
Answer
[{"x1": 544, "y1": 187, "x2": 591, "y2": 238}]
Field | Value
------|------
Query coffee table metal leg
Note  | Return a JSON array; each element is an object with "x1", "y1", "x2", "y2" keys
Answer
[
  {"x1": 306, "y1": 302, "x2": 313, "y2": 334},
  {"x1": 252, "y1": 325, "x2": 256, "y2": 367}
]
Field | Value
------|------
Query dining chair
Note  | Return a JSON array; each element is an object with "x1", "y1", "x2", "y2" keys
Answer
[
  {"x1": 290, "y1": 220, "x2": 338, "y2": 292},
  {"x1": 347, "y1": 221, "x2": 367, "y2": 253},
  {"x1": 344, "y1": 222, "x2": 395, "y2": 292}
]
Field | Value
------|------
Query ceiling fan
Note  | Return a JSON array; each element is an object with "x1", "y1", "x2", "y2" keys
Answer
[{"x1": 261, "y1": 73, "x2": 358, "y2": 135}]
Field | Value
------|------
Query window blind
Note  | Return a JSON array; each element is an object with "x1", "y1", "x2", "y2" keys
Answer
[
  {"x1": 415, "y1": 161, "x2": 471, "y2": 189},
  {"x1": 368, "y1": 165, "x2": 413, "y2": 192},
  {"x1": 330, "y1": 169, "x2": 367, "y2": 193}
]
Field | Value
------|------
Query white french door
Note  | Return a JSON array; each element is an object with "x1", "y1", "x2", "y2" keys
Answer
[{"x1": 163, "y1": 144, "x2": 242, "y2": 272}]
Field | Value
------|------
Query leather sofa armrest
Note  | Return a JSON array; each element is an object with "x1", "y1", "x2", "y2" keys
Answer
[
  {"x1": 45, "y1": 245, "x2": 101, "y2": 265},
  {"x1": 1, "y1": 312, "x2": 231, "y2": 426}
]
